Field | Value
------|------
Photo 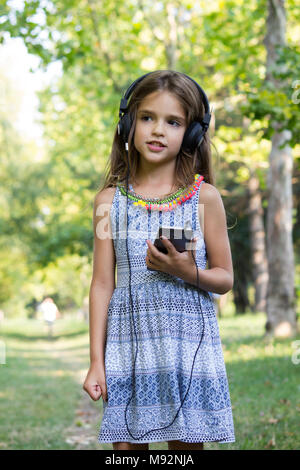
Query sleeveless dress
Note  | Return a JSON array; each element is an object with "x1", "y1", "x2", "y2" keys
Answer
[{"x1": 97, "y1": 176, "x2": 235, "y2": 444}]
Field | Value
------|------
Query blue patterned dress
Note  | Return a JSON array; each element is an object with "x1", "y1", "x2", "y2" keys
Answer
[{"x1": 98, "y1": 176, "x2": 235, "y2": 444}]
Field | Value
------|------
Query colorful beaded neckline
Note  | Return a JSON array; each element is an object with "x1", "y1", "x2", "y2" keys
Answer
[{"x1": 117, "y1": 173, "x2": 204, "y2": 212}]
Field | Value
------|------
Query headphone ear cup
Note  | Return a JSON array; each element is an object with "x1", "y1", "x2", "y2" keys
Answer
[
  {"x1": 181, "y1": 121, "x2": 205, "y2": 153},
  {"x1": 118, "y1": 113, "x2": 133, "y2": 144}
]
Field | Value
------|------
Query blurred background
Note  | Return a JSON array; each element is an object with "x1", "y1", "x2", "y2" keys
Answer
[{"x1": 0, "y1": 0, "x2": 299, "y2": 451}]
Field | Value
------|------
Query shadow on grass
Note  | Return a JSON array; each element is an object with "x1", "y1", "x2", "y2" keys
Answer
[{"x1": 1, "y1": 327, "x2": 89, "y2": 342}]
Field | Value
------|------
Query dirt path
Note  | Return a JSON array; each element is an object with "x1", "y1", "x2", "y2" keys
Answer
[{"x1": 64, "y1": 384, "x2": 107, "y2": 450}]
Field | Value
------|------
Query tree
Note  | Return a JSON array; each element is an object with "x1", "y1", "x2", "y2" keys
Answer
[
  {"x1": 1, "y1": 0, "x2": 299, "y2": 322},
  {"x1": 248, "y1": 169, "x2": 268, "y2": 313},
  {"x1": 263, "y1": 0, "x2": 297, "y2": 337}
]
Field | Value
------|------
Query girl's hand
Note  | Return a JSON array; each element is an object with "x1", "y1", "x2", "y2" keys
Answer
[
  {"x1": 83, "y1": 363, "x2": 108, "y2": 403},
  {"x1": 145, "y1": 236, "x2": 198, "y2": 278}
]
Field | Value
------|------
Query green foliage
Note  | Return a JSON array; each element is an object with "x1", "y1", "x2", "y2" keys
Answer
[
  {"x1": 241, "y1": 45, "x2": 300, "y2": 148},
  {"x1": 0, "y1": 0, "x2": 299, "y2": 318}
]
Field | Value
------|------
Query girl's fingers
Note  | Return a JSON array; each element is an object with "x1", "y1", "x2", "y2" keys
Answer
[
  {"x1": 146, "y1": 240, "x2": 157, "y2": 258},
  {"x1": 159, "y1": 236, "x2": 175, "y2": 254},
  {"x1": 90, "y1": 384, "x2": 100, "y2": 401},
  {"x1": 146, "y1": 255, "x2": 155, "y2": 267},
  {"x1": 98, "y1": 382, "x2": 108, "y2": 402},
  {"x1": 147, "y1": 237, "x2": 174, "y2": 256},
  {"x1": 92, "y1": 390, "x2": 102, "y2": 401},
  {"x1": 85, "y1": 382, "x2": 107, "y2": 402}
]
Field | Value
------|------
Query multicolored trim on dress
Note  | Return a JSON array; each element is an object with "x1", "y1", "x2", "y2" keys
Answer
[{"x1": 117, "y1": 174, "x2": 204, "y2": 212}]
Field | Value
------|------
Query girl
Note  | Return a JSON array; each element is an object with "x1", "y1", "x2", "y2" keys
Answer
[{"x1": 83, "y1": 70, "x2": 235, "y2": 451}]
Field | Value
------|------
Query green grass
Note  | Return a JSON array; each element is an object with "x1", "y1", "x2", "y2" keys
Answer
[
  {"x1": 0, "y1": 316, "x2": 91, "y2": 450},
  {"x1": 206, "y1": 314, "x2": 300, "y2": 450},
  {"x1": 0, "y1": 313, "x2": 299, "y2": 450}
]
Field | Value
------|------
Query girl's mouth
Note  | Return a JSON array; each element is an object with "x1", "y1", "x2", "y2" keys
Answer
[{"x1": 147, "y1": 142, "x2": 166, "y2": 152}]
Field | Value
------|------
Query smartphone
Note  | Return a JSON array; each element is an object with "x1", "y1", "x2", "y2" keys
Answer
[{"x1": 147, "y1": 226, "x2": 194, "y2": 271}]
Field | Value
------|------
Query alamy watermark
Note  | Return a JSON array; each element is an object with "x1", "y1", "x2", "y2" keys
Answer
[
  {"x1": 291, "y1": 340, "x2": 300, "y2": 365},
  {"x1": 95, "y1": 201, "x2": 205, "y2": 249},
  {"x1": 291, "y1": 80, "x2": 300, "y2": 104}
]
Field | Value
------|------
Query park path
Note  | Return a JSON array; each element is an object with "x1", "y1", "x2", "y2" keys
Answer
[
  {"x1": 41, "y1": 326, "x2": 109, "y2": 450},
  {"x1": 61, "y1": 356, "x2": 108, "y2": 450},
  {"x1": 64, "y1": 380, "x2": 105, "y2": 450}
]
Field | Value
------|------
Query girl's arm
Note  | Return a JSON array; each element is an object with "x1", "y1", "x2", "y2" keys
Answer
[
  {"x1": 89, "y1": 188, "x2": 116, "y2": 366},
  {"x1": 179, "y1": 183, "x2": 234, "y2": 294}
]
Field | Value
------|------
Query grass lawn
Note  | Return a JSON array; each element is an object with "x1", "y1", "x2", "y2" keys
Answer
[{"x1": 0, "y1": 312, "x2": 299, "y2": 450}]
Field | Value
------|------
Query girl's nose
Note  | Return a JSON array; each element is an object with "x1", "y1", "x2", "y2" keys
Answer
[{"x1": 152, "y1": 120, "x2": 165, "y2": 135}]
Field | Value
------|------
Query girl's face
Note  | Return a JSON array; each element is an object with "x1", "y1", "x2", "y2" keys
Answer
[{"x1": 134, "y1": 90, "x2": 187, "y2": 164}]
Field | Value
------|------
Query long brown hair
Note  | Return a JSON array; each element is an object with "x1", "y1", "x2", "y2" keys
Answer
[{"x1": 99, "y1": 70, "x2": 216, "y2": 192}]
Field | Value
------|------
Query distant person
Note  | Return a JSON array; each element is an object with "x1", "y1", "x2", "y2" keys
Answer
[{"x1": 39, "y1": 297, "x2": 59, "y2": 337}]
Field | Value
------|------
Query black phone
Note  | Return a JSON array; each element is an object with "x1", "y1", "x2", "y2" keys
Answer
[{"x1": 147, "y1": 226, "x2": 194, "y2": 271}]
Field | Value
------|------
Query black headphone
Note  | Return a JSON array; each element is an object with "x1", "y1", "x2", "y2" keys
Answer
[
  {"x1": 117, "y1": 71, "x2": 212, "y2": 153},
  {"x1": 116, "y1": 71, "x2": 211, "y2": 441}
]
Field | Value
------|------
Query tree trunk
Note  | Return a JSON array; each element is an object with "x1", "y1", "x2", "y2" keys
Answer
[
  {"x1": 248, "y1": 171, "x2": 268, "y2": 313},
  {"x1": 263, "y1": 0, "x2": 297, "y2": 337},
  {"x1": 232, "y1": 273, "x2": 251, "y2": 314}
]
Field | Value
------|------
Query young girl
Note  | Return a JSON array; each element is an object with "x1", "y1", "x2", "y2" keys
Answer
[{"x1": 83, "y1": 70, "x2": 235, "y2": 451}]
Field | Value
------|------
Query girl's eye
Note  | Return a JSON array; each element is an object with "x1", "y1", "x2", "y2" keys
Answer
[
  {"x1": 140, "y1": 116, "x2": 180, "y2": 127},
  {"x1": 169, "y1": 120, "x2": 180, "y2": 127}
]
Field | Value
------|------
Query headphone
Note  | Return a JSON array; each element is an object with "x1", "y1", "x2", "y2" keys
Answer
[
  {"x1": 116, "y1": 71, "x2": 212, "y2": 441},
  {"x1": 118, "y1": 71, "x2": 212, "y2": 153}
]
